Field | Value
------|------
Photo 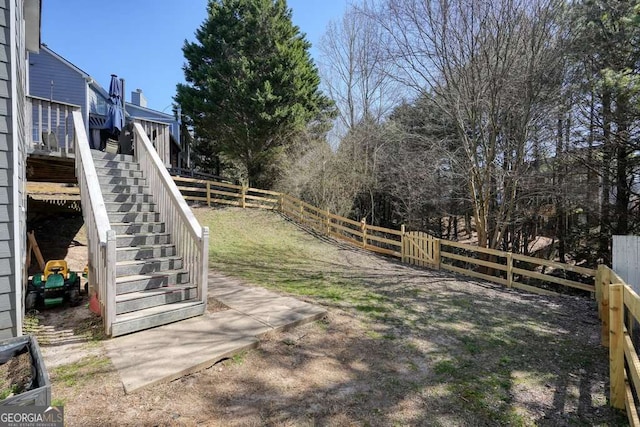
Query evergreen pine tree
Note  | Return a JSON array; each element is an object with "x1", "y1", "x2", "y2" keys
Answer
[{"x1": 176, "y1": 0, "x2": 333, "y2": 187}]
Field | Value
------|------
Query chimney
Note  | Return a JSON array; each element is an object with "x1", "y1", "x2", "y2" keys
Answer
[{"x1": 131, "y1": 88, "x2": 147, "y2": 107}]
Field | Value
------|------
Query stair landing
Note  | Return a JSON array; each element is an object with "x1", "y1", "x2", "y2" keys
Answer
[{"x1": 105, "y1": 271, "x2": 327, "y2": 393}]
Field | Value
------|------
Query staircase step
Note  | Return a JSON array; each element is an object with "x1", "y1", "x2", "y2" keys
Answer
[
  {"x1": 116, "y1": 232, "x2": 171, "y2": 247},
  {"x1": 111, "y1": 301, "x2": 205, "y2": 337},
  {"x1": 100, "y1": 184, "x2": 149, "y2": 195},
  {"x1": 116, "y1": 256, "x2": 183, "y2": 277},
  {"x1": 111, "y1": 222, "x2": 168, "y2": 236},
  {"x1": 115, "y1": 285, "x2": 198, "y2": 314},
  {"x1": 116, "y1": 244, "x2": 177, "y2": 261},
  {"x1": 108, "y1": 212, "x2": 160, "y2": 223},
  {"x1": 105, "y1": 202, "x2": 156, "y2": 213},
  {"x1": 86, "y1": 148, "x2": 207, "y2": 337},
  {"x1": 116, "y1": 270, "x2": 190, "y2": 294},
  {"x1": 103, "y1": 193, "x2": 154, "y2": 203},
  {"x1": 99, "y1": 175, "x2": 147, "y2": 186},
  {"x1": 91, "y1": 151, "x2": 135, "y2": 162},
  {"x1": 95, "y1": 168, "x2": 144, "y2": 178},
  {"x1": 92, "y1": 158, "x2": 141, "y2": 171}
]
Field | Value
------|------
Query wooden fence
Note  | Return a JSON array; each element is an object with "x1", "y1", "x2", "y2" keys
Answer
[
  {"x1": 596, "y1": 265, "x2": 640, "y2": 426},
  {"x1": 174, "y1": 176, "x2": 279, "y2": 210},
  {"x1": 175, "y1": 176, "x2": 638, "y2": 419},
  {"x1": 174, "y1": 177, "x2": 596, "y2": 297}
]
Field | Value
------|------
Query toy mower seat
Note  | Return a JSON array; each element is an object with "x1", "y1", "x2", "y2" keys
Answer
[{"x1": 43, "y1": 260, "x2": 68, "y2": 281}]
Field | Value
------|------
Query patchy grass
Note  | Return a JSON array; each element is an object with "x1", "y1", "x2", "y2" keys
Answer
[
  {"x1": 37, "y1": 206, "x2": 625, "y2": 426},
  {"x1": 193, "y1": 207, "x2": 626, "y2": 426},
  {"x1": 51, "y1": 356, "x2": 111, "y2": 387},
  {"x1": 72, "y1": 316, "x2": 107, "y2": 343}
]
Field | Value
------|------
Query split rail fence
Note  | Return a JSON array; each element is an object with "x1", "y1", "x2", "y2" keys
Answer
[
  {"x1": 174, "y1": 176, "x2": 596, "y2": 297},
  {"x1": 596, "y1": 266, "x2": 640, "y2": 426},
  {"x1": 173, "y1": 176, "x2": 637, "y2": 422}
]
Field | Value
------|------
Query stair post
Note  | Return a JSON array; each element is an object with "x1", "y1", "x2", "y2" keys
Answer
[
  {"x1": 105, "y1": 230, "x2": 117, "y2": 336},
  {"x1": 200, "y1": 227, "x2": 210, "y2": 307}
]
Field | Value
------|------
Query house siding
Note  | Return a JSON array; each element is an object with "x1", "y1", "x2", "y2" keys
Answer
[
  {"x1": 89, "y1": 85, "x2": 107, "y2": 115},
  {"x1": 14, "y1": 0, "x2": 26, "y2": 337},
  {"x1": 0, "y1": 0, "x2": 13, "y2": 338},
  {"x1": 28, "y1": 47, "x2": 85, "y2": 112},
  {"x1": 0, "y1": 0, "x2": 27, "y2": 338}
]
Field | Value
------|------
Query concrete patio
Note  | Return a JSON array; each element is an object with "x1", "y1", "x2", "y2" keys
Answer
[{"x1": 105, "y1": 271, "x2": 327, "y2": 393}]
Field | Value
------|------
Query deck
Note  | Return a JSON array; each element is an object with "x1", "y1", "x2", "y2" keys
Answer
[{"x1": 25, "y1": 95, "x2": 173, "y2": 184}]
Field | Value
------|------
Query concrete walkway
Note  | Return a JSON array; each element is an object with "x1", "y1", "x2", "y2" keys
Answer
[{"x1": 105, "y1": 271, "x2": 326, "y2": 393}]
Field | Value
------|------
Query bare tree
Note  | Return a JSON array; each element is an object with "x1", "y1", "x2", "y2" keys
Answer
[
  {"x1": 319, "y1": 3, "x2": 401, "y2": 139},
  {"x1": 371, "y1": 0, "x2": 564, "y2": 249}
]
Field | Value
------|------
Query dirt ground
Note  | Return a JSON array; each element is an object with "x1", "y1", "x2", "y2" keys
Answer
[
  {"x1": 20, "y1": 207, "x2": 627, "y2": 426},
  {"x1": 0, "y1": 351, "x2": 32, "y2": 399}
]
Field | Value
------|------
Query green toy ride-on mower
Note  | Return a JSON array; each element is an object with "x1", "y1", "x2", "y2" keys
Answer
[{"x1": 26, "y1": 260, "x2": 81, "y2": 310}]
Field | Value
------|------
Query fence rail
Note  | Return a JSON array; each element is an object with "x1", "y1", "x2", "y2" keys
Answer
[
  {"x1": 596, "y1": 265, "x2": 640, "y2": 426},
  {"x1": 173, "y1": 178, "x2": 596, "y2": 297},
  {"x1": 174, "y1": 176, "x2": 636, "y2": 419}
]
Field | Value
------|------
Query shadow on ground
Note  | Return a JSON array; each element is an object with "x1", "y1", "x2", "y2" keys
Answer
[{"x1": 201, "y1": 210, "x2": 624, "y2": 426}]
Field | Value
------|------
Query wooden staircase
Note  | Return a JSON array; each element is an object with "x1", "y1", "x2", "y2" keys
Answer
[{"x1": 91, "y1": 150, "x2": 205, "y2": 336}]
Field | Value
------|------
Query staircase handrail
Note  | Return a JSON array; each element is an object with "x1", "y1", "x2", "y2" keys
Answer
[
  {"x1": 132, "y1": 123, "x2": 209, "y2": 307},
  {"x1": 72, "y1": 111, "x2": 116, "y2": 335}
]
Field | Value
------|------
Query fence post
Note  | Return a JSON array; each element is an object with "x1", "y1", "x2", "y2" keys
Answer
[
  {"x1": 241, "y1": 185, "x2": 247, "y2": 209},
  {"x1": 361, "y1": 218, "x2": 367, "y2": 249},
  {"x1": 206, "y1": 181, "x2": 211, "y2": 207},
  {"x1": 299, "y1": 202, "x2": 304, "y2": 224},
  {"x1": 596, "y1": 265, "x2": 604, "y2": 319},
  {"x1": 401, "y1": 225, "x2": 406, "y2": 263},
  {"x1": 609, "y1": 283, "x2": 625, "y2": 409},
  {"x1": 602, "y1": 267, "x2": 611, "y2": 347},
  {"x1": 325, "y1": 209, "x2": 331, "y2": 235},
  {"x1": 506, "y1": 253, "x2": 513, "y2": 288},
  {"x1": 433, "y1": 238, "x2": 441, "y2": 270},
  {"x1": 278, "y1": 193, "x2": 284, "y2": 213}
]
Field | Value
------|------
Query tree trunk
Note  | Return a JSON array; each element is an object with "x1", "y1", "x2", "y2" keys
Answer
[
  {"x1": 615, "y1": 95, "x2": 630, "y2": 236},
  {"x1": 599, "y1": 90, "x2": 612, "y2": 261},
  {"x1": 554, "y1": 112, "x2": 566, "y2": 263}
]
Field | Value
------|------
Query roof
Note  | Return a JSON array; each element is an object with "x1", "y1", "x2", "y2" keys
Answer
[
  {"x1": 34, "y1": 44, "x2": 179, "y2": 134},
  {"x1": 38, "y1": 44, "x2": 92, "y2": 80},
  {"x1": 125, "y1": 102, "x2": 174, "y2": 121}
]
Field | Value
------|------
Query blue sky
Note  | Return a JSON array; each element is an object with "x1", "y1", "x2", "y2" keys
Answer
[{"x1": 41, "y1": 0, "x2": 349, "y2": 112}]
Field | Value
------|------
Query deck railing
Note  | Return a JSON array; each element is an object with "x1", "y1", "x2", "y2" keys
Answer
[
  {"x1": 72, "y1": 111, "x2": 116, "y2": 335},
  {"x1": 28, "y1": 96, "x2": 80, "y2": 157},
  {"x1": 132, "y1": 123, "x2": 209, "y2": 309},
  {"x1": 133, "y1": 118, "x2": 171, "y2": 167}
]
